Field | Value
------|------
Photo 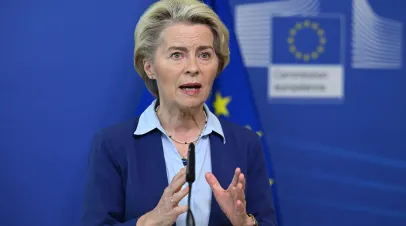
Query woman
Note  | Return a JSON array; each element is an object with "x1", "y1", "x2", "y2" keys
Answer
[{"x1": 82, "y1": 0, "x2": 277, "y2": 225}]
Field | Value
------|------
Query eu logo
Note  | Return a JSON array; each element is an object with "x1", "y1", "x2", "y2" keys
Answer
[
  {"x1": 272, "y1": 16, "x2": 342, "y2": 65},
  {"x1": 269, "y1": 16, "x2": 344, "y2": 101}
]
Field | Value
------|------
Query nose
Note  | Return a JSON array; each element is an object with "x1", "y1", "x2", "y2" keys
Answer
[{"x1": 185, "y1": 57, "x2": 199, "y2": 76}]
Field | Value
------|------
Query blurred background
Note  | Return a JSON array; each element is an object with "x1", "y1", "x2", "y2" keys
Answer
[{"x1": 1, "y1": 0, "x2": 405, "y2": 226}]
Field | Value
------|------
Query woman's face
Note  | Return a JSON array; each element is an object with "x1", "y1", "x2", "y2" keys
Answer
[{"x1": 144, "y1": 23, "x2": 219, "y2": 110}]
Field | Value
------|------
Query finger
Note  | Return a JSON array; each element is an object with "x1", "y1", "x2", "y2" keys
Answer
[
  {"x1": 172, "y1": 205, "x2": 188, "y2": 216},
  {"x1": 238, "y1": 173, "x2": 246, "y2": 190},
  {"x1": 171, "y1": 185, "x2": 189, "y2": 204},
  {"x1": 166, "y1": 168, "x2": 186, "y2": 194},
  {"x1": 170, "y1": 177, "x2": 186, "y2": 195},
  {"x1": 235, "y1": 182, "x2": 245, "y2": 204},
  {"x1": 171, "y1": 177, "x2": 186, "y2": 194},
  {"x1": 231, "y1": 186, "x2": 237, "y2": 202},
  {"x1": 230, "y1": 168, "x2": 241, "y2": 188},
  {"x1": 170, "y1": 167, "x2": 186, "y2": 189},
  {"x1": 205, "y1": 172, "x2": 223, "y2": 192},
  {"x1": 172, "y1": 167, "x2": 186, "y2": 181}
]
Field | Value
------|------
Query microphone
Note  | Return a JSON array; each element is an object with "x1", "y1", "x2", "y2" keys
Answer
[
  {"x1": 186, "y1": 143, "x2": 195, "y2": 183},
  {"x1": 186, "y1": 143, "x2": 195, "y2": 226}
]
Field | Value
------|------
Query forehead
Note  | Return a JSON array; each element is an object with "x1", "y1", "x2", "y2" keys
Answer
[{"x1": 160, "y1": 23, "x2": 214, "y2": 48}]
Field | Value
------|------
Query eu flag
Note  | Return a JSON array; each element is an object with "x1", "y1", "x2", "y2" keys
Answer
[
  {"x1": 202, "y1": 0, "x2": 275, "y2": 175},
  {"x1": 272, "y1": 16, "x2": 342, "y2": 65},
  {"x1": 202, "y1": 0, "x2": 279, "y2": 213}
]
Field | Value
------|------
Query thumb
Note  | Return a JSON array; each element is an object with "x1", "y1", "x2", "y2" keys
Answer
[{"x1": 205, "y1": 172, "x2": 223, "y2": 192}]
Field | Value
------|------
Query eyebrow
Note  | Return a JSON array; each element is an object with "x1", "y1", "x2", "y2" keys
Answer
[{"x1": 167, "y1": 45, "x2": 214, "y2": 52}]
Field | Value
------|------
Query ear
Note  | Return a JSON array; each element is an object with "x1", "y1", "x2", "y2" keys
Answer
[{"x1": 143, "y1": 59, "x2": 156, "y2": 79}]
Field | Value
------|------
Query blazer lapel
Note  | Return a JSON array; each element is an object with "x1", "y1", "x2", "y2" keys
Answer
[{"x1": 208, "y1": 133, "x2": 232, "y2": 226}]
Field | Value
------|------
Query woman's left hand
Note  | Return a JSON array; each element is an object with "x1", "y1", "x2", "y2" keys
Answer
[{"x1": 205, "y1": 168, "x2": 253, "y2": 226}]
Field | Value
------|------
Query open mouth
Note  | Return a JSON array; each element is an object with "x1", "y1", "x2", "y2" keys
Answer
[
  {"x1": 179, "y1": 83, "x2": 202, "y2": 90},
  {"x1": 179, "y1": 83, "x2": 202, "y2": 95}
]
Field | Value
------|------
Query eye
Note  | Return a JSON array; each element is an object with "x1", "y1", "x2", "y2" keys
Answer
[
  {"x1": 200, "y1": 52, "x2": 211, "y2": 59},
  {"x1": 170, "y1": 52, "x2": 184, "y2": 59}
]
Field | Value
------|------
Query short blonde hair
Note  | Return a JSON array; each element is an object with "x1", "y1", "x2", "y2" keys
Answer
[{"x1": 133, "y1": 0, "x2": 230, "y2": 97}]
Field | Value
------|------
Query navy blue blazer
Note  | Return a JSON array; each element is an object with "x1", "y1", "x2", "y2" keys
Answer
[{"x1": 82, "y1": 116, "x2": 278, "y2": 226}]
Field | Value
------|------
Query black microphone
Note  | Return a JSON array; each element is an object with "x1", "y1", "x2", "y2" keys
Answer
[
  {"x1": 186, "y1": 143, "x2": 195, "y2": 226},
  {"x1": 186, "y1": 143, "x2": 195, "y2": 183}
]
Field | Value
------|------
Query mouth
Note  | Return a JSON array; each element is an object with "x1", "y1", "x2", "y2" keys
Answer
[
  {"x1": 179, "y1": 83, "x2": 202, "y2": 95},
  {"x1": 179, "y1": 83, "x2": 202, "y2": 90}
]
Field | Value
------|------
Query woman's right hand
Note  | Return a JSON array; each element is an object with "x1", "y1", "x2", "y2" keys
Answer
[{"x1": 137, "y1": 167, "x2": 189, "y2": 226}]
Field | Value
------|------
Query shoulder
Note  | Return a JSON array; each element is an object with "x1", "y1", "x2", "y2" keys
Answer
[
  {"x1": 94, "y1": 117, "x2": 140, "y2": 141},
  {"x1": 218, "y1": 118, "x2": 261, "y2": 141},
  {"x1": 88, "y1": 117, "x2": 142, "y2": 167},
  {"x1": 90, "y1": 117, "x2": 141, "y2": 154},
  {"x1": 218, "y1": 118, "x2": 262, "y2": 146}
]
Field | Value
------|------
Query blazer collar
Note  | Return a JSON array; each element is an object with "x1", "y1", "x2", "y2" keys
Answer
[{"x1": 134, "y1": 99, "x2": 226, "y2": 143}]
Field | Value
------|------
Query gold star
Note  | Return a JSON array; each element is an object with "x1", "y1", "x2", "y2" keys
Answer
[
  {"x1": 256, "y1": 131, "x2": 263, "y2": 137},
  {"x1": 213, "y1": 92, "x2": 231, "y2": 117},
  {"x1": 269, "y1": 178, "x2": 274, "y2": 186},
  {"x1": 295, "y1": 22, "x2": 303, "y2": 29},
  {"x1": 295, "y1": 52, "x2": 303, "y2": 58},
  {"x1": 303, "y1": 54, "x2": 310, "y2": 62},
  {"x1": 245, "y1": 125, "x2": 264, "y2": 137},
  {"x1": 317, "y1": 28, "x2": 324, "y2": 36}
]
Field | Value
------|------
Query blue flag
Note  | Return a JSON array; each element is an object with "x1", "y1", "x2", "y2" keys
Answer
[
  {"x1": 202, "y1": 0, "x2": 276, "y2": 179},
  {"x1": 202, "y1": 0, "x2": 279, "y2": 212},
  {"x1": 272, "y1": 16, "x2": 342, "y2": 65}
]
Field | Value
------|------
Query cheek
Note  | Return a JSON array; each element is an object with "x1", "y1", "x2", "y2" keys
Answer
[
  {"x1": 204, "y1": 65, "x2": 219, "y2": 84},
  {"x1": 159, "y1": 75, "x2": 179, "y2": 92},
  {"x1": 155, "y1": 66, "x2": 183, "y2": 93}
]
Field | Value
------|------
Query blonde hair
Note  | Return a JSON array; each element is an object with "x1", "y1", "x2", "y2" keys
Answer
[{"x1": 133, "y1": 0, "x2": 230, "y2": 97}]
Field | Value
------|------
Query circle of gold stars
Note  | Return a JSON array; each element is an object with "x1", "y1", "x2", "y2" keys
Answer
[{"x1": 287, "y1": 20, "x2": 327, "y2": 62}]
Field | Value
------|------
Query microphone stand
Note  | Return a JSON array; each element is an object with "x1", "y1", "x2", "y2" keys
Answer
[{"x1": 186, "y1": 143, "x2": 195, "y2": 226}]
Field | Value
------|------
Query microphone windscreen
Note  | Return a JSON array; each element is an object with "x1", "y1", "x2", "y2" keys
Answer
[{"x1": 186, "y1": 143, "x2": 195, "y2": 183}]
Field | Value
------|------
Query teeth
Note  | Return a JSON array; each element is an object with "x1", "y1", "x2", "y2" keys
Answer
[{"x1": 183, "y1": 87, "x2": 198, "y2": 90}]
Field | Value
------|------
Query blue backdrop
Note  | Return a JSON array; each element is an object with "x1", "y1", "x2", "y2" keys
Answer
[
  {"x1": 1, "y1": 0, "x2": 405, "y2": 226},
  {"x1": 230, "y1": 1, "x2": 406, "y2": 226}
]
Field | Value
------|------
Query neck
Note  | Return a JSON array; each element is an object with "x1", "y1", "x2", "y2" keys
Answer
[{"x1": 156, "y1": 101, "x2": 207, "y2": 141}]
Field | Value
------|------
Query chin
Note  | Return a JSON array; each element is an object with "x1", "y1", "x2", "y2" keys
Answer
[{"x1": 177, "y1": 98, "x2": 206, "y2": 110}]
